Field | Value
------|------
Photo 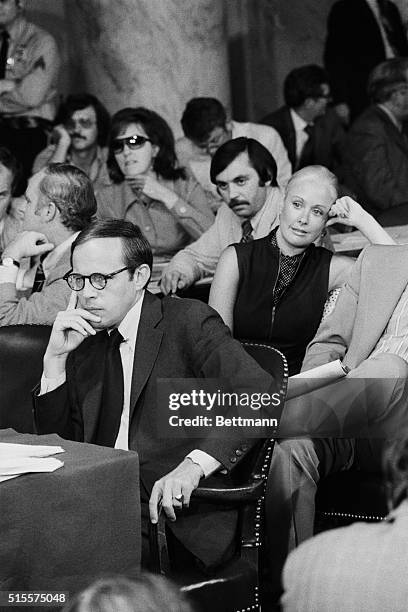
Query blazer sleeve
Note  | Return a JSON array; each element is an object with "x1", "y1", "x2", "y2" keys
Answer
[
  {"x1": 169, "y1": 176, "x2": 215, "y2": 239},
  {"x1": 0, "y1": 277, "x2": 70, "y2": 325},
  {"x1": 301, "y1": 250, "x2": 363, "y2": 371}
]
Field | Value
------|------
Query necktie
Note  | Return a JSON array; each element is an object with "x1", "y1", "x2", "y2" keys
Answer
[
  {"x1": 0, "y1": 30, "x2": 9, "y2": 80},
  {"x1": 95, "y1": 329, "x2": 125, "y2": 447},
  {"x1": 240, "y1": 219, "x2": 254, "y2": 244},
  {"x1": 376, "y1": 0, "x2": 399, "y2": 55},
  {"x1": 31, "y1": 255, "x2": 46, "y2": 294},
  {"x1": 297, "y1": 124, "x2": 315, "y2": 169}
]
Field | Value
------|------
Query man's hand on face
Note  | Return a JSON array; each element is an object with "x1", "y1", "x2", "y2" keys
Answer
[
  {"x1": 149, "y1": 458, "x2": 204, "y2": 524},
  {"x1": 43, "y1": 291, "x2": 102, "y2": 377},
  {"x1": 53, "y1": 124, "x2": 72, "y2": 150},
  {"x1": 160, "y1": 268, "x2": 190, "y2": 295},
  {"x1": 2, "y1": 231, "x2": 54, "y2": 262}
]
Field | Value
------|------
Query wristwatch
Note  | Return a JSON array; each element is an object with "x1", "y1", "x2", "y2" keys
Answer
[{"x1": 1, "y1": 257, "x2": 20, "y2": 268}]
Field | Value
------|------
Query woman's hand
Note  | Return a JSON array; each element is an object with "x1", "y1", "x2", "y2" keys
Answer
[
  {"x1": 126, "y1": 175, "x2": 178, "y2": 207},
  {"x1": 326, "y1": 196, "x2": 366, "y2": 229}
]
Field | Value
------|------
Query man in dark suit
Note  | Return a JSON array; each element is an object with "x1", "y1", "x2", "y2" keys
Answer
[
  {"x1": 34, "y1": 218, "x2": 285, "y2": 570},
  {"x1": 325, "y1": 0, "x2": 408, "y2": 123},
  {"x1": 343, "y1": 57, "x2": 408, "y2": 225},
  {"x1": 261, "y1": 65, "x2": 346, "y2": 180}
]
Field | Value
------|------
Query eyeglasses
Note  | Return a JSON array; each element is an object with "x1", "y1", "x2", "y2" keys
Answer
[
  {"x1": 66, "y1": 118, "x2": 96, "y2": 130},
  {"x1": 196, "y1": 128, "x2": 228, "y2": 154},
  {"x1": 63, "y1": 266, "x2": 130, "y2": 291},
  {"x1": 112, "y1": 134, "x2": 151, "y2": 154}
]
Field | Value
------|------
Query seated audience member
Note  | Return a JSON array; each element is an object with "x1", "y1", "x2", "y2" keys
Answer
[
  {"x1": 34, "y1": 218, "x2": 285, "y2": 572},
  {"x1": 281, "y1": 434, "x2": 408, "y2": 612},
  {"x1": 209, "y1": 166, "x2": 394, "y2": 375},
  {"x1": 176, "y1": 97, "x2": 292, "y2": 198},
  {"x1": 63, "y1": 574, "x2": 193, "y2": 612},
  {"x1": 33, "y1": 93, "x2": 110, "y2": 194},
  {"x1": 261, "y1": 65, "x2": 346, "y2": 180},
  {"x1": 160, "y1": 137, "x2": 283, "y2": 295},
  {"x1": 324, "y1": 0, "x2": 408, "y2": 124},
  {"x1": 0, "y1": 146, "x2": 24, "y2": 252},
  {"x1": 266, "y1": 239, "x2": 408, "y2": 596},
  {"x1": 0, "y1": 163, "x2": 96, "y2": 325},
  {"x1": 343, "y1": 57, "x2": 408, "y2": 225},
  {"x1": 96, "y1": 107, "x2": 215, "y2": 260},
  {"x1": 0, "y1": 0, "x2": 60, "y2": 187}
]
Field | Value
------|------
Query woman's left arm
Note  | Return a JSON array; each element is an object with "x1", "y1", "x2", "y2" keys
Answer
[{"x1": 327, "y1": 196, "x2": 396, "y2": 245}]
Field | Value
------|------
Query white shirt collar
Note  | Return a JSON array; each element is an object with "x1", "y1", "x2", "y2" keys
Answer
[
  {"x1": 290, "y1": 108, "x2": 309, "y2": 132},
  {"x1": 117, "y1": 290, "x2": 145, "y2": 348}
]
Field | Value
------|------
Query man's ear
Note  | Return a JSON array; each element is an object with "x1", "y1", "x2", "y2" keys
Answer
[
  {"x1": 133, "y1": 263, "x2": 151, "y2": 289},
  {"x1": 43, "y1": 200, "x2": 59, "y2": 222}
]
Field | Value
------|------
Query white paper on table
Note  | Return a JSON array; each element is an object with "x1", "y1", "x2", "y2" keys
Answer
[
  {"x1": 286, "y1": 359, "x2": 349, "y2": 400},
  {"x1": 0, "y1": 443, "x2": 64, "y2": 458},
  {"x1": 0, "y1": 456, "x2": 64, "y2": 483},
  {"x1": 0, "y1": 443, "x2": 65, "y2": 483}
]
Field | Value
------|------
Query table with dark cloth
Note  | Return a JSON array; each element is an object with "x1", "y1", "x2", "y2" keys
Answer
[{"x1": 0, "y1": 429, "x2": 140, "y2": 610}]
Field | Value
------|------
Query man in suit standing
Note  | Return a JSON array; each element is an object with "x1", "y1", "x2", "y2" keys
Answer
[
  {"x1": 325, "y1": 0, "x2": 408, "y2": 123},
  {"x1": 281, "y1": 434, "x2": 408, "y2": 612},
  {"x1": 266, "y1": 242, "x2": 408, "y2": 597},
  {"x1": 34, "y1": 218, "x2": 285, "y2": 570},
  {"x1": 261, "y1": 65, "x2": 346, "y2": 179},
  {"x1": 344, "y1": 58, "x2": 408, "y2": 225}
]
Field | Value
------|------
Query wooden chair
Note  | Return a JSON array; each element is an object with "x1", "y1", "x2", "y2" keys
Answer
[{"x1": 150, "y1": 342, "x2": 288, "y2": 612}]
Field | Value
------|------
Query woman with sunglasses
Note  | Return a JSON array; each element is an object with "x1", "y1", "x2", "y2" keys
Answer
[
  {"x1": 209, "y1": 165, "x2": 395, "y2": 375},
  {"x1": 96, "y1": 107, "x2": 215, "y2": 260}
]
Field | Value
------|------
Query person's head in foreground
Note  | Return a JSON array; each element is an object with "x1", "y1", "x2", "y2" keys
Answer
[
  {"x1": 107, "y1": 107, "x2": 185, "y2": 184},
  {"x1": 62, "y1": 574, "x2": 194, "y2": 612},
  {"x1": 210, "y1": 136, "x2": 278, "y2": 219},
  {"x1": 22, "y1": 163, "x2": 97, "y2": 238},
  {"x1": 277, "y1": 165, "x2": 338, "y2": 255},
  {"x1": 181, "y1": 97, "x2": 232, "y2": 157},
  {"x1": 368, "y1": 57, "x2": 408, "y2": 122},
  {"x1": 65, "y1": 219, "x2": 152, "y2": 330}
]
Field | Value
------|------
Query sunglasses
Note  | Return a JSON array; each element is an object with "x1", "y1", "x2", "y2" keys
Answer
[
  {"x1": 63, "y1": 267, "x2": 130, "y2": 291},
  {"x1": 112, "y1": 134, "x2": 151, "y2": 154},
  {"x1": 66, "y1": 118, "x2": 96, "y2": 130}
]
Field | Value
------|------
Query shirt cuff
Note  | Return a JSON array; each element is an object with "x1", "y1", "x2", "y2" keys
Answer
[
  {"x1": 0, "y1": 264, "x2": 18, "y2": 284},
  {"x1": 39, "y1": 372, "x2": 66, "y2": 396},
  {"x1": 186, "y1": 449, "x2": 221, "y2": 478}
]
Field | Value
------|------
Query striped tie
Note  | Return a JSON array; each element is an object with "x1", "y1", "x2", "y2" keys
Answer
[{"x1": 240, "y1": 219, "x2": 254, "y2": 243}]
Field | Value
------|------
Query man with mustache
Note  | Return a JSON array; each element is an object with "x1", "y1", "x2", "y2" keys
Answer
[
  {"x1": 33, "y1": 93, "x2": 110, "y2": 196},
  {"x1": 160, "y1": 137, "x2": 283, "y2": 295}
]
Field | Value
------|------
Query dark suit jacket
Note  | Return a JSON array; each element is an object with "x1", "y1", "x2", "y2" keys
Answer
[
  {"x1": 260, "y1": 106, "x2": 346, "y2": 179},
  {"x1": 343, "y1": 105, "x2": 408, "y2": 222},
  {"x1": 34, "y1": 292, "x2": 284, "y2": 568},
  {"x1": 324, "y1": 0, "x2": 408, "y2": 119}
]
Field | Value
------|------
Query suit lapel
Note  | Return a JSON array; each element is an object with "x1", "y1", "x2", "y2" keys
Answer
[
  {"x1": 74, "y1": 331, "x2": 108, "y2": 442},
  {"x1": 284, "y1": 108, "x2": 297, "y2": 168},
  {"x1": 129, "y1": 292, "x2": 163, "y2": 422}
]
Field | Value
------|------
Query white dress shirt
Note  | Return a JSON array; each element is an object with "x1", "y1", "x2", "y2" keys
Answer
[{"x1": 289, "y1": 109, "x2": 310, "y2": 163}]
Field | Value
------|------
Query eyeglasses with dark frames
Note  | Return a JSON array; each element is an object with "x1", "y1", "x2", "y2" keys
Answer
[
  {"x1": 112, "y1": 134, "x2": 152, "y2": 154},
  {"x1": 63, "y1": 266, "x2": 130, "y2": 291},
  {"x1": 66, "y1": 118, "x2": 97, "y2": 130}
]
